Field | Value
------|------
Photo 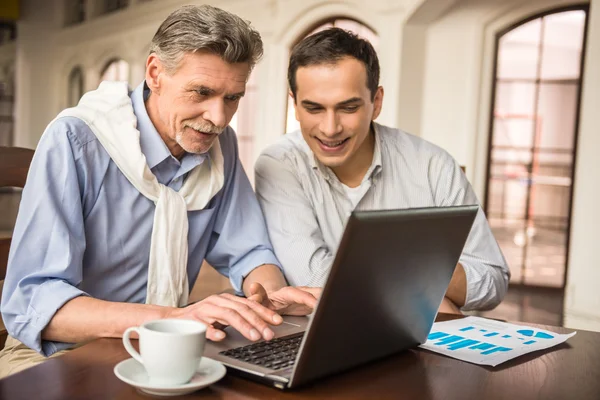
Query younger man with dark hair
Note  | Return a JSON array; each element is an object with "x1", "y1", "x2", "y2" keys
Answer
[{"x1": 255, "y1": 28, "x2": 509, "y2": 313}]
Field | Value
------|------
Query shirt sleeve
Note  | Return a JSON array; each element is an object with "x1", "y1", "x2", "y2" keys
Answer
[
  {"x1": 204, "y1": 129, "x2": 281, "y2": 295},
  {"x1": 430, "y1": 152, "x2": 510, "y2": 311},
  {"x1": 1, "y1": 120, "x2": 90, "y2": 356},
  {"x1": 255, "y1": 153, "x2": 335, "y2": 287}
]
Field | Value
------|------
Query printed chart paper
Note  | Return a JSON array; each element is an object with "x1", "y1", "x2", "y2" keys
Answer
[{"x1": 419, "y1": 316, "x2": 576, "y2": 366}]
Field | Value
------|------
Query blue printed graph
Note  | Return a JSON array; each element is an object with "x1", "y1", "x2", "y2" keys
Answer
[
  {"x1": 427, "y1": 331, "x2": 513, "y2": 355},
  {"x1": 427, "y1": 325, "x2": 558, "y2": 354},
  {"x1": 517, "y1": 329, "x2": 554, "y2": 339}
]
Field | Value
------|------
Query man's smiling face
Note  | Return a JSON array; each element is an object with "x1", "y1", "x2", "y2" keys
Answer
[{"x1": 292, "y1": 56, "x2": 383, "y2": 170}]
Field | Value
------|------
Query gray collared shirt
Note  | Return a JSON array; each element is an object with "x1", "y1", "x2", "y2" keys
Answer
[{"x1": 255, "y1": 122, "x2": 509, "y2": 311}]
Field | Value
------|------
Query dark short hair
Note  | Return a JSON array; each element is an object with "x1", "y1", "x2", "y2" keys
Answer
[{"x1": 288, "y1": 27, "x2": 380, "y2": 101}]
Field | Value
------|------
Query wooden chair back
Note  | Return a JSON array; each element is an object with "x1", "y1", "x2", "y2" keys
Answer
[{"x1": 0, "y1": 146, "x2": 35, "y2": 348}]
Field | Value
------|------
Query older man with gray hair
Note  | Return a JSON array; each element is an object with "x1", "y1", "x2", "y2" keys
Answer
[{"x1": 0, "y1": 5, "x2": 317, "y2": 377}]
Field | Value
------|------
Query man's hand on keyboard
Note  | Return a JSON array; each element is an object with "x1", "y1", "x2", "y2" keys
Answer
[
  {"x1": 247, "y1": 283, "x2": 321, "y2": 316},
  {"x1": 166, "y1": 293, "x2": 283, "y2": 342}
]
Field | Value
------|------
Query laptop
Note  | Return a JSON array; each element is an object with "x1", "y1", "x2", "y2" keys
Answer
[{"x1": 204, "y1": 205, "x2": 479, "y2": 389}]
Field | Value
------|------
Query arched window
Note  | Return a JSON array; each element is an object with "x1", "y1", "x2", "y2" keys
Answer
[
  {"x1": 484, "y1": 7, "x2": 588, "y2": 288},
  {"x1": 285, "y1": 18, "x2": 379, "y2": 134},
  {"x1": 68, "y1": 66, "x2": 84, "y2": 107},
  {"x1": 64, "y1": 0, "x2": 86, "y2": 26},
  {"x1": 100, "y1": 58, "x2": 130, "y2": 83}
]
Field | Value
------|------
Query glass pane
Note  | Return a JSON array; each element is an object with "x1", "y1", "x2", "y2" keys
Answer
[
  {"x1": 68, "y1": 67, "x2": 84, "y2": 107},
  {"x1": 529, "y1": 183, "x2": 571, "y2": 229},
  {"x1": 536, "y1": 83, "x2": 578, "y2": 150},
  {"x1": 523, "y1": 227, "x2": 567, "y2": 287},
  {"x1": 497, "y1": 18, "x2": 542, "y2": 79},
  {"x1": 0, "y1": 78, "x2": 14, "y2": 147},
  {"x1": 492, "y1": 82, "x2": 536, "y2": 148},
  {"x1": 540, "y1": 11, "x2": 586, "y2": 80},
  {"x1": 492, "y1": 119, "x2": 535, "y2": 149},
  {"x1": 101, "y1": 59, "x2": 130, "y2": 83},
  {"x1": 491, "y1": 147, "x2": 532, "y2": 167},
  {"x1": 489, "y1": 217, "x2": 526, "y2": 284},
  {"x1": 65, "y1": 0, "x2": 86, "y2": 26}
]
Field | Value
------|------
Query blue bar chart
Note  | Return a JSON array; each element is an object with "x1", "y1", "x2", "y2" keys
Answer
[{"x1": 420, "y1": 316, "x2": 576, "y2": 366}]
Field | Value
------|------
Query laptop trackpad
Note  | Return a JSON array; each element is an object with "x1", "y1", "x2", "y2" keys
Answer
[{"x1": 225, "y1": 315, "x2": 308, "y2": 341}]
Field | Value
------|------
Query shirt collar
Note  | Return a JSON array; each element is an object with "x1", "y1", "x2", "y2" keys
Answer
[
  {"x1": 309, "y1": 122, "x2": 383, "y2": 181},
  {"x1": 130, "y1": 81, "x2": 207, "y2": 171},
  {"x1": 366, "y1": 122, "x2": 383, "y2": 177}
]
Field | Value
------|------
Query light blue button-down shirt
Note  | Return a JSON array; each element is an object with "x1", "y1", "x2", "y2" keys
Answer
[{"x1": 1, "y1": 82, "x2": 280, "y2": 356}]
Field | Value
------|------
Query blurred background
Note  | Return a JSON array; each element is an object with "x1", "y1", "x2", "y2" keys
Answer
[{"x1": 0, "y1": 0, "x2": 599, "y2": 331}]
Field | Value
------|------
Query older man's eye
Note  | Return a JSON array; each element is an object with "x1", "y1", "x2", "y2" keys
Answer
[{"x1": 195, "y1": 89, "x2": 211, "y2": 97}]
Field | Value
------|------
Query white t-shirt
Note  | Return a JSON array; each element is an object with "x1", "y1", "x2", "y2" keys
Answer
[{"x1": 342, "y1": 182, "x2": 368, "y2": 209}]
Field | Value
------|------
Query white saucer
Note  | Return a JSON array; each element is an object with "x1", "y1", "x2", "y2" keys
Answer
[{"x1": 114, "y1": 357, "x2": 226, "y2": 396}]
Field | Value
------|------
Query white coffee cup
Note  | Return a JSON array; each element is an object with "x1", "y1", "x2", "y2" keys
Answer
[{"x1": 122, "y1": 319, "x2": 207, "y2": 386}]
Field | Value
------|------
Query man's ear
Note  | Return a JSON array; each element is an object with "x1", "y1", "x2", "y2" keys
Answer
[
  {"x1": 371, "y1": 86, "x2": 384, "y2": 121},
  {"x1": 145, "y1": 53, "x2": 163, "y2": 95}
]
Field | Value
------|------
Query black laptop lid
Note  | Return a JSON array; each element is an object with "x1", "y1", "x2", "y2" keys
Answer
[{"x1": 290, "y1": 205, "x2": 478, "y2": 387}]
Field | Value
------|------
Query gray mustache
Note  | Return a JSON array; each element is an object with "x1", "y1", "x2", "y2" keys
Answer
[{"x1": 183, "y1": 122, "x2": 224, "y2": 134}]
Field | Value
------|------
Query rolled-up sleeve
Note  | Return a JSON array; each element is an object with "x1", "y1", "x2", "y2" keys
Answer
[
  {"x1": 432, "y1": 153, "x2": 510, "y2": 311},
  {"x1": 205, "y1": 130, "x2": 281, "y2": 294},
  {"x1": 1, "y1": 121, "x2": 89, "y2": 356}
]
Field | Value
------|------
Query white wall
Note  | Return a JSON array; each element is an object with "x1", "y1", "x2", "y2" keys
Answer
[{"x1": 564, "y1": 0, "x2": 600, "y2": 331}]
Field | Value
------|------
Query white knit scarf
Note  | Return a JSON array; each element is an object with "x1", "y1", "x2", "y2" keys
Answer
[{"x1": 53, "y1": 81, "x2": 224, "y2": 307}]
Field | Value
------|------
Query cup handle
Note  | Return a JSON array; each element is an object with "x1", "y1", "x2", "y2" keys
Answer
[{"x1": 122, "y1": 327, "x2": 143, "y2": 364}]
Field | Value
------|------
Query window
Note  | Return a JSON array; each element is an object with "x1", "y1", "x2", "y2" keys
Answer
[
  {"x1": 0, "y1": 22, "x2": 16, "y2": 46},
  {"x1": 285, "y1": 19, "x2": 379, "y2": 134},
  {"x1": 0, "y1": 68, "x2": 14, "y2": 146},
  {"x1": 68, "y1": 66, "x2": 84, "y2": 107},
  {"x1": 484, "y1": 8, "x2": 588, "y2": 288},
  {"x1": 100, "y1": 58, "x2": 130, "y2": 83},
  {"x1": 65, "y1": 0, "x2": 85, "y2": 26}
]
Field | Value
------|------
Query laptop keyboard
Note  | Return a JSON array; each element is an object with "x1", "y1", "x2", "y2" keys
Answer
[{"x1": 219, "y1": 332, "x2": 304, "y2": 370}]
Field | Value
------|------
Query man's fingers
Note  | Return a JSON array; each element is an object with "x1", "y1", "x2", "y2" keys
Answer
[
  {"x1": 204, "y1": 295, "x2": 275, "y2": 340},
  {"x1": 220, "y1": 293, "x2": 282, "y2": 325},
  {"x1": 247, "y1": 293, "x2": 262, "y2": 303},
  {"x1": 206, "y1": 326, "x2": 227, "y2": 341},
  {"x1": 281, "y1": 287, "x2": 318, "y2": 309},
  {"x1": 298, "y1": 286, "x2": 322, "y2": 299},
  {"x1": 248, "y1": 282, "x2": 268, "y2": 304},
  {"x1": 199, "y1": 302, "x2": 264, "y2": 341}
]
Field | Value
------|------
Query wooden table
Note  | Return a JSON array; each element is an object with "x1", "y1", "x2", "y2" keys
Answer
[{"x1": 1, "y1": 314, "x2": 598, "y2": 400}]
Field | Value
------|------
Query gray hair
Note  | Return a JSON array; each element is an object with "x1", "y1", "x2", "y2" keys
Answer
[{"x1": 149, "y1": 5, "x2": 263, "y2": 73}]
